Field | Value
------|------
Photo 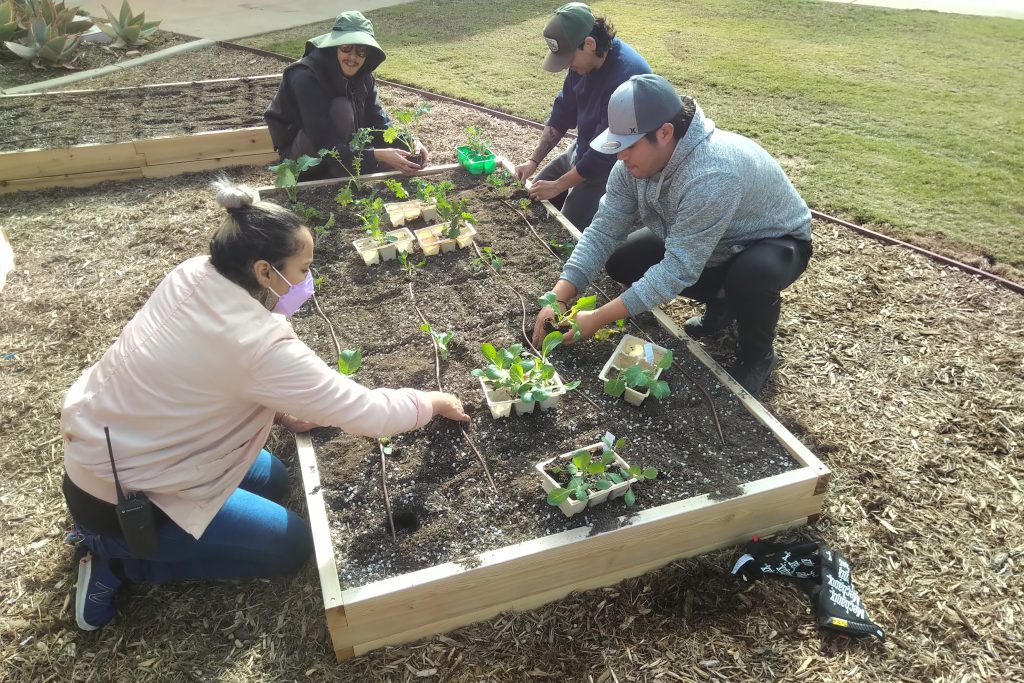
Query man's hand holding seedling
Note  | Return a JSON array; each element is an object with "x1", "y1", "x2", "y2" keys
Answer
[{"x1": 533, "y1": 285, "x2": 630, "y2": 347}]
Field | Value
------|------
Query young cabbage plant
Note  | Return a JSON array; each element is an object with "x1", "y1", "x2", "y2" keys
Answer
[
  {"x1": 593, "y1": 318, "x2": 626, "y2": 342},
  {"x1": 421, "y1": 324, "x2": 455, "y2": 361},
  {"x1": 604, "y1": 348, "x2": 674, "y2": 400},
  {"x1": 546, "y1": 432, "x2": 658, "y2": 507},
  {"x1": 471, "y1": 335, "x2": 578, "y2": 406},
  {"x1": 357, "y1": 197, "x2": 395, "y2": 246},
  {"x1": 269, "y1": 154, "x2": 322, "y2": 202},
  {"x1": 538, "y1": 291, "x2": 598, "y2": 338},
  {"x1": 435, "y1": 195, "x2": 474, "y2": 241},
  {"x1": 397, "y1": 250, "x2": 425, "y2": 277},
  {"x1": 471, "y1": 246, "x2": 504, "y2": 272},
  {"x1": 548, "y1": 238, "x2": 575, "y2": 257},
  {"x1": 484, "y1": 170, "x2": 515, "y2": 190},
  {"x1": 518, "y1": 197, "x2": 533, "y2": 212},
  {"x1": 337, "y1": 349, "x2": 362, "y2": 376}
]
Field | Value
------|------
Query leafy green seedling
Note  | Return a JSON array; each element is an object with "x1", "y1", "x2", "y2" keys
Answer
[
  {"x1": 397, "y1": 250, "x2": 425, "y2": 277},
  {"x1": 421, "y1": 323, "x2": 455, "y2": 361},
  {"x1": 269, "y1": 154, "x2": 321, "y2": 202},
  {"x1": 357, "y1": 197, "x2": 395, "y2": 246},
  {"x1": 484, "y1": 170, "x2": 513, "y2": 190},
  {"x1": 546, "y1": 433, "x2": 658, "y2": 507},
  {"x1": 604, "y1": 348, "x2": 674, "y2": 400},
  {"x1": 548, "y1": 238, "x2": 574, "y2": 257},
  {"x1": 518, "y1": 197, "x2": 533, "y2": 212},
  {"x1": 538, "y1": 291, "x2": 598, "y2": 338},
  {"x1": 379, "y1": 436, "x2": 394, "y2": 456},
  {"x1": 471, "y1": 334, "x2": 579, "y2": 406},
  {"x1": 384, "y1": 178, "x2": 409, "y2": 199},
  {"x1": 593, "y1": 318, "x2": 626, "y2": 342},
  {"x1": 471, "y1": 246, "x2": 504, "y2": 272},
  {"x1": 435, "y1": 195, "x2": 474, "y2": 240},
  {"x1": 464, "y1": 126, "x2": 492, "y2": 157},
  {"x1": 337, "y1": 349, "x2": 362, "y2": 376}
]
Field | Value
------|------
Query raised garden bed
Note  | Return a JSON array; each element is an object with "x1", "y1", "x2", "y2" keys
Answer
[{"x1": 276, "y1": 161, "x2": 829, "y2": 660}]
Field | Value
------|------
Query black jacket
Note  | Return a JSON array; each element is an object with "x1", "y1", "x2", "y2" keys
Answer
[{"x1": 265, "y1": 45, "x2": 390, "y2": 177}]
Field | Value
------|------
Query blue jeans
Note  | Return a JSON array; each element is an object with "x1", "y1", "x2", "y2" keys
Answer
[{"x1": 77, "y1": 450, "x2": 312, "y2": 583}]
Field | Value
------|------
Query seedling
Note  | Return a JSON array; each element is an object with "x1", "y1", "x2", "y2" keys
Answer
[
  {"x1": 357, "y1": 197, "x2": 395, "y2": 246},
  {"x1": 471, "y1": 246, "x2": 504, "y2": 272},
  {"x1": 435, "y1": 195, "x2": 474, "y2": 241},
  {"x1": 548, "y1": 238, "x2": 575, "y2": 257},
  {"x1": 484, "y1": 170, "x2": 514, "y2": 190},
  {"x1": 538, "y1": 291, "x2": 598, "y2": 337},
  {"x1": 464, "y1": 126, "x2": 492, "y2": 157},
  {"x1": 379, "y1": 436, "x2": 394, "y2": 456},
  {"x1": 337, "y1": 349, "x2": 362, "y2": 376},
  {"x1": 421, "y1": 323, "x2": 455, "y2": 361},
  {"x1": 269, "y1": 154, "x2": 321, "y2": 202},
  {"x1": 384, "y1": 178, "x2": 409, "y2": 199},
  {"x1": 352, "y1": 102, "x2": 431, "y2": 160},
  {"x1": 593, "y1": 318, "x2": 626, "y2": 342},
  {"x1": 471, "y1": 331, "x2": 579, "y2": 406},
  {"x1": 397, "y1": 250, "x2": 425, "y2": 276},
  {"x1": 518, "y1": 197, "x2": 533, "y2": 212},
  {"x1": 604, "y1": 348, "x2": 674, "y2": 400},
  {"x1": 545, "y1": 432, "x2": 658, "y2": 508}
]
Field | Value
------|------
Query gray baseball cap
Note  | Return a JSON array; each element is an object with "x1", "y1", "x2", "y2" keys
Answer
[
  {"x1": 590, "y1": 74, "x2": 689, "y2": 153},
  {"x1": 542, "y1": 2, "x2": 595, "y2": 72}
]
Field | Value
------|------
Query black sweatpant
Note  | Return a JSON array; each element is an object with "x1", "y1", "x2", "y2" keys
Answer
[{"x1": 605, "y1": 228, "x2": 812, "y2": 361}]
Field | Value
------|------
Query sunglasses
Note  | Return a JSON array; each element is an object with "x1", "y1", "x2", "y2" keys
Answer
[{"x1": 338, "y1": 45, "x2": 368, "y2": 58}]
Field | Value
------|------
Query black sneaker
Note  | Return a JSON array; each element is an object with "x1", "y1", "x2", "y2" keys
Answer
[
  {"x1": 684, "y1": 300, "x2": 736, "y2": 338},
  {"x1": 732, "y1": 350, "x2": 779, "y2": 396}
]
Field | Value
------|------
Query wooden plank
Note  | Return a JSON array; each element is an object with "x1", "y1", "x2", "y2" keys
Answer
[
  {"x1": 140, "y1": 152, "x2": 281, "y2": 179},
  {"x1": 134, "y1": 126, "x2": 274, "y2": 165},
  {"x1": 350, "y1": 515, "x2": 807, "y2": 657},
  {"x1": 0, "y1": 166, "x2": 144, "y2": 193},
  {"x1": 335, "y1": 468, "x2": 820, "y2": 650},
  {"x1": 295, "y1": 433, "x2": 345, "y2": 611},
  {"x1": 1, "y1": 73, "x2": 281, "y2": 98},
  {"x1": 0, "y1": 142, "x2": 145, "y2": 181}
]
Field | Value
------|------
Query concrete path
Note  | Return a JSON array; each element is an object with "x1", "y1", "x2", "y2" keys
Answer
[
  {"x1": 823, "y1": 0, "x2": 1024, "y2": 20},
  {"x1": 74, "y1": 0, "x2": 415, "y2": 41}
]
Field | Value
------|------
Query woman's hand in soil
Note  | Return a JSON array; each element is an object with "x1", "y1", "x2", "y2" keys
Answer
[
  {"x1": 514, "y1": 159, "x2": 538, "y2": 183},
  {"x1": 276, "y1": 413, "x2": 320, "y2": 433},
  {"x1": 375, "y1": 148, "x2": 422, "y2": 175},
  {"x1": 428, "y1": 392, "x2": 471, "y2": 423}
]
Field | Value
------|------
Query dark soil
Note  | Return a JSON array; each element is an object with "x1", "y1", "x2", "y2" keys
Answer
[
  {"x1": 0, "y1": 75, "x2": 280, "y2": 151},
  {"x1": 0, "y1": 31, "x2": 191, "y2": 90},
  {"x1": 278, "y1": 170, "x2": 795, "y2": 588}
]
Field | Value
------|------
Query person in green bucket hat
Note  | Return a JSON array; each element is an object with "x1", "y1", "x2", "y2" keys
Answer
[{"x1": 265, "y1": 11, "x2": 429, "y2": 178}]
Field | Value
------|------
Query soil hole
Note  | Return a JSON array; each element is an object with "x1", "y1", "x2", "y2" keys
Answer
[{"x1": 391, "y1": 506, "x2": 422, "y2": 534}]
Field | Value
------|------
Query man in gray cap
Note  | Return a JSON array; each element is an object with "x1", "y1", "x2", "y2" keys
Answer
[
  {"x1": 533, "y1": 74, "x2": 812, "y2": 396},
  {"x1": 514, "y1": 2, "x2": 650, "y2": 231}
]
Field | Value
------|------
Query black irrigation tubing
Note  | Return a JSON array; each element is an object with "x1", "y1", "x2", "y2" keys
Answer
[
  {"x1": 219, "y1": 40, "x2": 1024, "y2": 298},
  {"x1": 406, "y1": 282, "x2": 498, "y2": 494},
  {"x1": 469, "y1": 242, "x2": 607, "y2": 417},
  {"x1": 379, "y1": 440, "x2": 397, "y2": 541},
  {"x1": 498, "y1": 199, "x2": 726, "y2": 444}
]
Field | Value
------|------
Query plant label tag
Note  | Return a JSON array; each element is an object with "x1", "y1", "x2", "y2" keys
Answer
[
  {"x1": 603, "y1": 431, "x2": 614, "y2": 446},
  {"x1": 643, "y1": 343, "x2": 655, "y2": 365}
]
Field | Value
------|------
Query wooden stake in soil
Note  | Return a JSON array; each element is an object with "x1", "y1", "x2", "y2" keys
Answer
[{"x1": 406, "y1": 282, "x2": 498, "y2": 494}]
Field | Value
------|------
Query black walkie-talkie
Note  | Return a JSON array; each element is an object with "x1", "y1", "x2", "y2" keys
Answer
[{"x1": 104, "y1": 426, "x2": 158, "y2": 559}]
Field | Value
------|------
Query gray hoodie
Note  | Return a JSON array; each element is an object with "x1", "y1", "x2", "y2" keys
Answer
[{"x1": 560, "y1": 105, "x2": 811, "y2": 316}]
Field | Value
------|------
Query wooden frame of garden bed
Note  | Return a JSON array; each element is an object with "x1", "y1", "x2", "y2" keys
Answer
[
  {"x1": 289, "y1": 159, "x2": 830, "y2": 661},
  {"x1": 0, "y1": 125, "x2": 278, "y2": 194}
]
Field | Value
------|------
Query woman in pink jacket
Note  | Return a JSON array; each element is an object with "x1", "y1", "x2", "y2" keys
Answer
[{"x1": 61, "y1": 181, "x2": 469, "y2": 631}]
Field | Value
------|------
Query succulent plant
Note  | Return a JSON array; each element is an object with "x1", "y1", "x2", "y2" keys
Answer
[
  {"x1": 98, "y1": 0, "x2": 159, "y2": 48},
  {"x1": 17, "y1": 0, "x2": 92, "y2": 34},
  {"x1": 4, "y1": 16, "x2": 79, "y2": 65},
  {"x1": 0, "y1": 1, "x2": 22, "y2": 45}
]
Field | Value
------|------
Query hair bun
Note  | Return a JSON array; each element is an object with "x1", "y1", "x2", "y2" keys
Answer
[{"x1": 212, "y1": 179, "x2": 260, "y2": 210}]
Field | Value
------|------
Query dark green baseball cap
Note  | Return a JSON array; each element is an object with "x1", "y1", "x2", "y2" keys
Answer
[
  {"x1": 307, "y1": 11, "x2": 384, "y2": 57},
  {"x1": 542, "y1": 2, "x2": 595, "y2": 72}
]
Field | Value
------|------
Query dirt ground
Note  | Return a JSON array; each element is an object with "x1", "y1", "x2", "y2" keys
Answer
[{"x1": 1, "y1": 43, "x2": 1022, "y2": 683}]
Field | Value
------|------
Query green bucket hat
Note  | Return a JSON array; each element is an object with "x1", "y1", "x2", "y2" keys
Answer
[{"x1": 308, "y1": 11, "x2": 384, "y2": 57}]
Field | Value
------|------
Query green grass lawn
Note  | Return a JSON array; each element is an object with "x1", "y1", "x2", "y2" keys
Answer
[{"x1": 246, "y1": 0, "x2": 1024, "y2": 274}]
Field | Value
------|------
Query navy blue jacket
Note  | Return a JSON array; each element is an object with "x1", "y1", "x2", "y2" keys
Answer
[{"x1": 547, "y1": 38, "x2": 652, "y2": 180}]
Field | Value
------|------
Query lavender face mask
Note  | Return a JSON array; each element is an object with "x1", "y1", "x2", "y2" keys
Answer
[{"x1": 268, "y1": 267, "x2": 314, "y2": 316}]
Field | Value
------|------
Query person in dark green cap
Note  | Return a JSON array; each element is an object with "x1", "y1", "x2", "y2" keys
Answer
[
  {"x1": 514, "y1": 2, "x2": 651, "y2": 232},
  {"x1": 265, "y1": 11, "x2": 428, "y2": 178}
]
